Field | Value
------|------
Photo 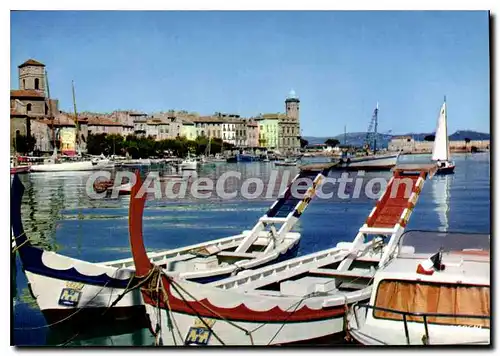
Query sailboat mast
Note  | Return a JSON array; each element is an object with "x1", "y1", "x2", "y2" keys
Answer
[
  {"x1": 444, "y1": 95, "x2": 449, "y2": 160},
  {"x1": 373, "y1": 102, "x2": 379, "y2": 155},
  {"x1": 45, "y1": 70, "x2": 56, "y2": 151},
  {"x1": 72, "y1": 81, "x2": 80, "y2": 153}
]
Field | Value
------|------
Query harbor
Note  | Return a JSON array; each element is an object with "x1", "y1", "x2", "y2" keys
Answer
[
  {"x1": 10, "y1": 10, "x2": 490, "y2": 347},
  {"x1": 12, "y1": 152, "x2": 490, "y2": 345}
]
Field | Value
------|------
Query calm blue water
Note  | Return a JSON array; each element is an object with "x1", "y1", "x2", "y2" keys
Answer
[{"x1": 12, "y1": 153, "x2": 490, "y2": 345}]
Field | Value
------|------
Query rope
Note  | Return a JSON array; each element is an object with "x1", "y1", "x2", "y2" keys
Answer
[
  {"x1": 11, "y1": 233, "x2": 29, "y2": 254},
  {"x1": 58, "y1": 266, "x2": 159, "y2": 346}
]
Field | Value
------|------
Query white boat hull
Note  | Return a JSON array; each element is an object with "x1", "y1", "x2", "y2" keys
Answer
[
  {"x1": 30, "y1": 160, "x2": 112, "y2": 172},
  {"x1": 343, "y1": 154, "x2": 398, "y2": 169},
  {"x1": 347, "y1": 306, "x2": 490, "y2": 345},
  {"x1": 19, "y1": 233, "x2": 299, "y2": 326},
  {"x1": 179, "y1": 161, "x2": 197, "y2": 170}
]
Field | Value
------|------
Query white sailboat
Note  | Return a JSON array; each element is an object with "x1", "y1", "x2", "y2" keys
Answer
[{"x1": 432, "y1": 97, "x2": 455, "y2": 174}]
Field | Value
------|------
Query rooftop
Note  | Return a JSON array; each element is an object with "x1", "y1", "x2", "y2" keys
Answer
[
  {"x1": 10, "y1": 89, "x2": 45, "y2": 99},
  {"x1": 18, "y1": 59, "x2": 45, "y2": 68}
]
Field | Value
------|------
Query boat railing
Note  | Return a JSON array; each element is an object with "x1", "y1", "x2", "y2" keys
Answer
[{"x1": 352, "y1": 302, "x2": 490, "y2": 345}]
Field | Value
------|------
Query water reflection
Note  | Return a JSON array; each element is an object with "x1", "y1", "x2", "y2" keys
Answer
[
  {"x1": 432, "y1": 175, "x2": 452, "y2": 232},
  {"x1": 12, "y1": 156, "x2": 490, "y2": 346}
]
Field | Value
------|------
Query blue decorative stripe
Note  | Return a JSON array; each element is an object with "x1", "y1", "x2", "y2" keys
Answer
[
  {"x1": 11, "y1": 174, "x2": 301, "y2": 290},
  {"x1": 11, "y1": 174, "x2": 132, "y2": 289}
]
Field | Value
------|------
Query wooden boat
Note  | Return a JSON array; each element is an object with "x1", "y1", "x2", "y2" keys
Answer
[
  {"x1": 10, "y1": 165, "x2": 330, "y2": 328},
  {"x1": 127, "y1": 163, "x2": 438, "y2": 345},
  {"x1": 347, "y1": 230, "x2": 490, "y2": 345},
  {"x1": 432, "y1": 97, "x2": 455, "y2": 175}
]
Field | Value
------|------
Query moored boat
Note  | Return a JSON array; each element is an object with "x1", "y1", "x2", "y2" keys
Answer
[
  {"x1": 347, "y1": 230, "x2": 490, "y2": 345},
  {"x1": 127, "y1": 163, "x2": 438, "y2": 345},
  {"x1": 179, "y1": 154, "x2": 197, "y2": 170},
  {"x1": 337, "y1": 152, "x2": 400, "y2": 171},
  {"x1": 432, "y1": 97, "x2": 455, "y2": 175},
  {"x1": 274, "y1": 158, "x2": 297, "y2": 166},
  {"x1": 10, "y1": 164, "x2": 330, "y2": 328}
]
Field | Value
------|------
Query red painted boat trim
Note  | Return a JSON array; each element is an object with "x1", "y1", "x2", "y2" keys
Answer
[
  {"x1": 142, "y1": 289, "x2": 347, "y2": 323},
  {"x1": 128, "y1": 172, "x2": 349, "y2": 324}
]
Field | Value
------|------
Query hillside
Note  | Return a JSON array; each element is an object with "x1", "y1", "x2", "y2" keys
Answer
[{"x1": 304, "y1": 130, "x2": 490, "y2": 148}]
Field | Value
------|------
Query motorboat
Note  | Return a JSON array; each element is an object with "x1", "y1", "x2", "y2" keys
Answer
[{"x1": 347, "y1": 230, "x2": 489, "y2": 345}]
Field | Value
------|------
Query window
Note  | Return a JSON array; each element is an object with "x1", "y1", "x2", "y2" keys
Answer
[
  {"x1": 27, "y1": 103, "x2": 32, "y2": 112},
  {"x1": 374, "y1": 280, "x2": 490, "y2": 328},
  {"x1": 23, "y1": 79, "x2": 25, "y2": 89},
  {"x1": 34, "y1": 78, "x2": 40, "y2": 90}
]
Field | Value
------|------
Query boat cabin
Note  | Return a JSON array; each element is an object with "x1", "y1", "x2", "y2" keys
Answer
[{"x1": 349, "y1": 230, "x2": 490, "y2": 345}]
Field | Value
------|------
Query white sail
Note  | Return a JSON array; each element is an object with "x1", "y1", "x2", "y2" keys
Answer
[{"x1": 431, "y1": 101, "x2": 450, "y2": 161}]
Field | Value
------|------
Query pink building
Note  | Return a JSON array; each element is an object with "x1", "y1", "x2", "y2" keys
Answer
[{"x1": 246, "y1": 121, "x2": 259, "y2": 148}]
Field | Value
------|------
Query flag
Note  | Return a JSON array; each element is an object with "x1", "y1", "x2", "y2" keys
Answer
[{"x1": 416, "y1": 251, "x2": 445, "y2": 275}]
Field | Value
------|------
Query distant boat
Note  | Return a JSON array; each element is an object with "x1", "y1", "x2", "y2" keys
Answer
[
  {"x1": 336, "y1": 103, "x2": 399, "y2": 171},
  {"x1": 432, "y1": 98, "x2": 455, "y2": 175},
  {"x1": 179, "y1": 154, "x2": 197, "y2": 170},
  {"x1": 30, "y1": 151, "x2": 111, "y2": 172},
  {"x1": 274, "y1": 158, "x2": 297, "y2": 166},
  {"x1": 235, "y1": 153, "x2": 259, "y2": 162},
  {"x1": 338, "y1": 152, "x2": 400, "y2": 171}
]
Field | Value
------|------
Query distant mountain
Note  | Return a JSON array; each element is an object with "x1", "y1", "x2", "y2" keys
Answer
[{"x1": 303, "y1": 130, "x2": 489, "y2": 148}]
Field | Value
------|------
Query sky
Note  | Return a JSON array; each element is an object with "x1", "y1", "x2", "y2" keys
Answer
[{"x1": 10, "y1": 11, "x2": 490, "y2": 136}]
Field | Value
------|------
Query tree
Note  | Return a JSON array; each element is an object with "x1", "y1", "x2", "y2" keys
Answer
[
  {"x1": 14, "y1": 134, "x2": 36, "y2": 154},
  {"x1": 424, "y1": 135, "x2": 435, "y2": 142},
  {"x1": 325, "y1": 138, "x2": 340, "y2": 147},
  {"x1": 299, "y1": 137, "x2": 309, "y2": 148}
]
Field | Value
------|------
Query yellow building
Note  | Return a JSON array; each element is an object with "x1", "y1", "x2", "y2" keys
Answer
[
  {"x1": 180, "y1": 119, "x2": 197, "y2": 140},
  {"x1": 256, "y1": 114, "x2": 280, "y2": 149}
]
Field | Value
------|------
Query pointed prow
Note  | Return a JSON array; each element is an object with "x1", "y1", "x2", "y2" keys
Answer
[
  {"x1": 11, "y1": 174, "x2": 30, "y2": 249},
  {"x1": 128, "y1": 170, "x2": 152, "y2": 277}
]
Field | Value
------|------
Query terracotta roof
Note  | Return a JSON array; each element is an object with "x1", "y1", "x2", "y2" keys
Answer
[
  {"x1": 86, "y1": 117, "x2": 123, "y2": 126},
  {"x1": 182, "y1": 119, "x2": 195, "y2": 125},
  {"x1": 192, "y1": 116, "x2": 225, "y2": 123},
  {"x1": 18, "y1": 59, "x2": 45, "y2": 68},
  {"x1": 10, "y1": 89, "x2": 45, "y2": 99}
]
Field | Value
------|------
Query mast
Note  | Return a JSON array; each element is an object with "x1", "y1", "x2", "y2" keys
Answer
[
  {"x1": 444, "y1": 95, "x2": 449, "y2": 161},
  {"x1": 374, "y1": 102, "x2": 379, "y2": 155},
  {"x1": 45, "y1": 70, "x2": 56, "y2": 152},
  {"x1": 71, "y1": 81, "x2": 80, "y2": 155}
]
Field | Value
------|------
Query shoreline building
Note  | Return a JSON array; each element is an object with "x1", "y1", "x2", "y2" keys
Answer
[
  {"x1": 279, "y1": 90, "x2": 301, "y2": 153},
  {"x1": 10, "y1": 59, "x2": 74, "y2": 155}
]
